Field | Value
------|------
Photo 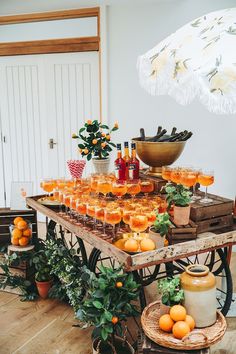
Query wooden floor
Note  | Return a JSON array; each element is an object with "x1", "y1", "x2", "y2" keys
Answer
[{"x1": 0, "y1": 224, "x2": 236, "y2": 353}]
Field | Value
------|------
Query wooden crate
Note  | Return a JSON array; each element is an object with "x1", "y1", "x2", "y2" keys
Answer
[
  {"x1": 0, "y1": 245, "x2": 35, "y2": 294},
  {"x1": 190, "y1": 193, "x2": 234, "y2": 233},
  {"x1": 0, "y1": 208, "x2": 37, "y2": 247},
  {"x1": 167, "y1": 219, "x2": 197, "y2": 245},
  {"x1": 138, "y1": 331, "x2": 210, "y2": 354}
]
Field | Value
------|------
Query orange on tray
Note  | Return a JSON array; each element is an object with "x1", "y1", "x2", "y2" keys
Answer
[
  {"x1": 140, "y1": 239, "x2": 156, "y2": 252},
  {"x1": 159, "y1": 314, "x2": 174, "y2": 333},
  {"x1": 172, "y1": 321, "x2": 190, "y2": 339},
  {"x1": 124, "y1": 239, "x2": 139, "y2": 252},
  {"x1": 170, "y1": 305, "x2": 186, "y2": 322}
]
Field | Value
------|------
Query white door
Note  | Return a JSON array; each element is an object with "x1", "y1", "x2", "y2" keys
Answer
[{"x1": 0, "y1": 52, "x2": 99, "y2": 206}]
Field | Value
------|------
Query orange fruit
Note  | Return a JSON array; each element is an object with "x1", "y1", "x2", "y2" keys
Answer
[
  {"x1": 11, "y1": 236, "x2": 19, "y2": 246},
  {"x1": 170, "y1": 305, "x2": 187, "y2": 322},
  {"x1": 17, "y1": 220, "x2": 28, "y2": 230},
  {"x1": 83, "y1": 148, "x2": 89, "y2": 155},
  {"x1": 114, "y1": 239, "x2": 126, "y2": 250},
  {"x1": 116, "y1": 282, "x2": 123, "y2": 288},
  {"x1": 13, "y1": 217, "x2": 23, "y2": 226},
  {"x1": 92, "y1": 139, "x2": 97, "y2": 145},
  {"x1": 185, "y1": 315, "x2": 195, "y2": 331},
  {"x1": 106, "y1": 134, "x2": 110, "y2": 140},
  {"x1": 159, "y1": 314, "x2": 174, "y2": 333},
  {"x1": 124, "y1": 239, "x2": 139, "y2": 252},
  {"x1": 164, "y1": 238, "x2": 169, "y2": 247},
  {"x1": 19, "y1": 237, "x2": 29, "y2": 246},
  {"x1": 101, "y1": 142, "x2": 107, "y2": 148},
  {"x1": 12, "y1": 228, "x2": 22, "y2": 239},
  {"x1": 86, "y1": 119, "x2": 92, "y2": 125},
  {"x1": 172, "y1": 321, "x2": 190, "y2": 339},
  {"x1": 140, "y1": 239, "x2": 156, "y2": 252},
  {"x1": 111, "y1": 316, "x2": 118, "y2": 324},
  {"x1": 23, "y1": 228, "x2": 32, "y2": 237}
]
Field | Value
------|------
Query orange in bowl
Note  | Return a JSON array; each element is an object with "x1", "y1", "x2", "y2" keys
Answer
[
  {"x1": 23, "y1": 228, "x2": 32, "y2": 238},
  {"x1": 170, "y1": 305, "x2": 187, "y2": 322},
  {"x1": 13, "y1": 217, "x2": 23, "y2": 226},
  {"x1": 19, "y1": 237, "x2": 29, "y2": 246},
  {"x1": 17, "y1": 220, "x2": 28, "y2": 231},
  {"x1": 185, "y1": 315, "x2": 195, "y2": 331},
  {"x1": 12, "y1": 228, "x2": 22, "y2": 239},
  {"x1": 172, "y1": 321, "x2": 190, "y2": 339},
  {"x1": 159, "y1": 314, "x2": 174, "y2": 333}
]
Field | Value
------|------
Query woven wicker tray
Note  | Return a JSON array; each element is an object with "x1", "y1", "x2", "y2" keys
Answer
[{"x1": 141, "y1": 301, "x2": 227, "y2": 350}]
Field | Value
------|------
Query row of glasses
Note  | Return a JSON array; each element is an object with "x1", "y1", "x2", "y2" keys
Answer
[{"x1": 162, "y1": 166, "x2": 214, "y2": 203}]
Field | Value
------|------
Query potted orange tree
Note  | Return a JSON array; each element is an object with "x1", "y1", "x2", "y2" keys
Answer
[
  {"x1": 165, "y1": 183, "x2": 192, "y2": 226},
  {"x1": 72, "y1": 120, "x2": 118, "y2": 174},
  {"x1": 33, "y1": 249, "x2": 53, "y2": 299},
  {"x1": 76, "y1": 265, "x2": 139, "y2": 354},
  {"x1": 149, "y1": 212, "x2": 171, "y2": 248}
]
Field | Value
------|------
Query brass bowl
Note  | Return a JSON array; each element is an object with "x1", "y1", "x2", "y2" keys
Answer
[{"x1": 132, "y1": 138, "x2": 186, "y2": 175}]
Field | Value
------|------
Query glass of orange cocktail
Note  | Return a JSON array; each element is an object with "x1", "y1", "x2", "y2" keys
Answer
[
  {"x1": 198, "y1": 170, "x2": 214, "y2": 203},
  {"x1": 111, "y1": 180, "x2": 127, "y2": 199},
  {"x1": 104, "y1": 205, "x2": 122, "y2": 237},
  {"x1": 130, "y1": 213, "x2": 148, "y2": 235},
  {"x1": 170, "y1": 167, "x2": 182, "y2": 184},
  {"x1": 41, "y1": 178, "x2": 55, "y2": 198},
  {"x1": 140, "y1": 179, "x2": 154, "y2": 196},
  {"x1": 76, "y1": 197, "x2": 88, "y2": 224},
  {"x1": 127, "y1": 179, "x2": 141, "y2": 199},
  {"x1": 162, "y1": 166, "x2": 173, "y2": 182},
  {"x1": 97, "y1": 177, "x2": 112, "y2": 197}
]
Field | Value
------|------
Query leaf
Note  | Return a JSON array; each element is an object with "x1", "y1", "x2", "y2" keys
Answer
[
  {"x1": 100, "y1": 124, "x2": 109, "y2": 129},
  {"x1": 87, "y1": 153, "x2": 92, "y2": 161},
  {"x1": 104, "y1": 311, "x2": 113, "y2": 321},
  {"x1": 78, "y1": 144, "x2": 85, "y2": 149},
  {"x1": 108, "y1": 142, "x2": 116, "y2": 148},
  {"x1": 101, "y1": 328, "x2": 108, "y2": 341},
  {"x1": 92, "y1": 300, "x2": 103, "y2": 309},
  {"x1": 79, "y1": 127, "x2": 85, "y2": 134}
]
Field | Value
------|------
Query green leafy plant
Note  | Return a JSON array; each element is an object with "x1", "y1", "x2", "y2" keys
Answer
[
  {"x1": 165, "y1": 183, "x2": 192, "y2": 208},
  {"x1": 72, "y1": 119, "x2": 119, "y2": 161},
  {"x1": 152, "y1": 212, "x2": 172, "y2": 236},
  {"x1": 33, "y1": 249, "x2": 51, "y2": 282},
  {"x1": 76, "y1": 265, "x2": 140, "y2": 350},
  {"x1": 157, "y1": 277, "x2": 184, "y2": 306}
]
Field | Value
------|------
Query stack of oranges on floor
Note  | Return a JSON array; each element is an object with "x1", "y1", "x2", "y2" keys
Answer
[
  {"x1": 11, "y1": 217, "x2": 32, "y2": 247},
  {"x1": 159, "y1": 304, "x2": 195, "y2": 339}
]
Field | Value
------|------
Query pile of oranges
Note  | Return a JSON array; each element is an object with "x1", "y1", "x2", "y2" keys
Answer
[
  {"x1": 159, "y1": 305, "x2": 195, "y2": 340},
  {"x1": 11, "y1": 217, "x2": 32, "y2": 247},
  {"x1": 114, "y1": 237, "x2": 156, "y2": 253}
]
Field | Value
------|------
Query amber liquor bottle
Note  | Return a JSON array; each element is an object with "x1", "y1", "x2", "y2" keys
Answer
[
  {"x1": 128, "y1": 143, "x2": 140, "y2": 179},
  {"x1": 114, "y1": 144, "x2": 126, "y2": 181},
  {"x1": 123, "y1": 141, "x2": 131, "y2": 180}
]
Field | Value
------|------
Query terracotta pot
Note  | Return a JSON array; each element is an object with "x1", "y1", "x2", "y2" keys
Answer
[
  {"x1": 180, "y1": 264, "x2": 216, "y2": 328},
  {"x1": 148, "y1": 228, "x2": 164, "y2": 248},
  {"x1": 160, "y1": 303, "x2": 170, "y2": 316},
  {"x1": 173, "y1": 205, "x2": 190, "y2": 226},
  {"x1": 92, "y1": 158, "x2": 110, "y2": 174},
  {"x1": 92, "y1": 336, "x2": 134, "y2": 354},
  {"x1": 35, "y1": 279, "x2": 53, "y2": 299}
]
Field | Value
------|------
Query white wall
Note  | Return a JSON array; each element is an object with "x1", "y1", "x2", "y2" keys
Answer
[{"x1": 107, "y1": 0, "x2": 236, "y2": 199}]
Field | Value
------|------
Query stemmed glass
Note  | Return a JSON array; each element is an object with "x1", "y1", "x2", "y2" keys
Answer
[
  {"x1": 111, "y1": 180, "x2": 127, "y2": 199},
  {"x1": 129, "y1": 213, "x2": 148, "y2": 237},
  {"x1": 140, "y1": 179, "x2": 154, "y2": 196},
  {"x1": 170, "y1": 167, "x2": 182, "y2": 184},
  {"x1": 96, "y1": 177, "x2": 112, "y2": 198},
  {"x1": 76, "y1": 197, "x2": 88, "y2": 225},
  {"x1": 41, "y1": 178, "x2": 54, "y2": 198},
  {"x1": 191, "y1": 168, "x2": 202, "y2": 201},
  {"x1": 127, "y1": 179, "x2": 141, "y2": 199},
  {"x1": 161, "y1": 166, "x2": 173, "y2": 182},
  {"x1": 104, "y1": 205, "x2": 122, "y2": 238},
  {"x1": 198, "y1": 170, "x2": 214, "y2": 203}
]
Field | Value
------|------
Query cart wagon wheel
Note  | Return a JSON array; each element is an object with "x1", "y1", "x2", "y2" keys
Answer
[
  {"x1": 46, "y1": 219, "x2": 88, "y2": 266},
  {"x1": 167, "y1": 248, "x2": 233, "y2": 316}
]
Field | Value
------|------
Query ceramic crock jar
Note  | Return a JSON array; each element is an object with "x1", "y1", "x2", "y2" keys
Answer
[{"x1": 180, "y1": 264, "x2": 216, "y2": 328}]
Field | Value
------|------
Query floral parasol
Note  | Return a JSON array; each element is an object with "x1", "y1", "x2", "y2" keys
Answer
[{"x1": 137, "y1": 8, "x2": 236, "y2": 114}]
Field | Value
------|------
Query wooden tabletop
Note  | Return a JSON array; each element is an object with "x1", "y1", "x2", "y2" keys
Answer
[{"x1": 26, "y1": 196, "x2": 236, "y2": 271}]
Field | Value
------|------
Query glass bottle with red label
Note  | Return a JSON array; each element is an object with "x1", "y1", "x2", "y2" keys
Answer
[
  {"x1": 114, "y1": 144, "x2": 126, "y2": 181},
  {"x1": 123, "y1": 141, "x2": 130, "y2": 180},
  {"x1": 128, "y1": 142, "x2": 140, "y2": 180}
]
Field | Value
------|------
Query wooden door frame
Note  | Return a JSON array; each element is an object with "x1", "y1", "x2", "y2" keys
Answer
[
  {"x1": 0, "y1": 7, "x2": 100, "y2": 56},
  {"x1": 0, "y1": 7, "x2": 107, "y2": 123}
]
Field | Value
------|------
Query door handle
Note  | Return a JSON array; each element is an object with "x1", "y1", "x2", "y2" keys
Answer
[{"x1": 49, "y1": 138, "x2": 57, "y2": 149}]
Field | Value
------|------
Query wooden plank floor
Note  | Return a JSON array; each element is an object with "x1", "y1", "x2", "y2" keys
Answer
[{"x1": 0, "y1": 223, "x2": 236, "y2": 353}]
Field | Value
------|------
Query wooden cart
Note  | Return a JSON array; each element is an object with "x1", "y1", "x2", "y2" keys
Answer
[{"x1": 26, "y1": 196, "x2": 236, "y2": 316}]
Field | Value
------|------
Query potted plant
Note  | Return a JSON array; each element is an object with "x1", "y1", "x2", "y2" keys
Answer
[
  {"x1": 33, "y1": 249, "x2": 53, "y2": 299},
  {"x1": 165, "y1": 183, "x2": 192, "y2": 225},
  {"x1": 77, "y1": 265, "x2": 139, "y2": 354},
  {"x1": 72, "y1": 119, "x2": 119, "y2": 174},
  {"x1": 157, "y1": 277, "x2": 184, "y2": 315},
  {"x1": 149, "y1": 212, "x2": 172, "y2": 248}
]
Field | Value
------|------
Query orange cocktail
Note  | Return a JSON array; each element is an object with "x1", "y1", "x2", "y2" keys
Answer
[
  {"x1": 162, "y1": 166, "x2": 172, "y2": 181},
  {"x1": 170, "y1": 168, "x2": 181, "y2": 184},
  {"x1": 41, "y1": 179, "x2": 54, "y2": 194},
  {"x1": 111, "y1": 181, "x2": 127, "y2": 198},
  {"x1": 97, "y1": 179, "x2": 112, "y2": 196},
  {"x1": 127, "y1": 180, "x2": 141, "y2": 197},
  {"x1": 104, "y1": 207, "x2": 122, "y2": 237},
  {"x1": 130, "y1": 214, "x2": 148, "y2": 234},
  {"x1": 198, "y1": 170, "x2": 214, "y2": 204},
  {"x1": 180, "y1": 171, "x2": 197, "y2": 187},
  {"x1": 140, "y1": 180, "x2": 154, "y2": 195}
]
